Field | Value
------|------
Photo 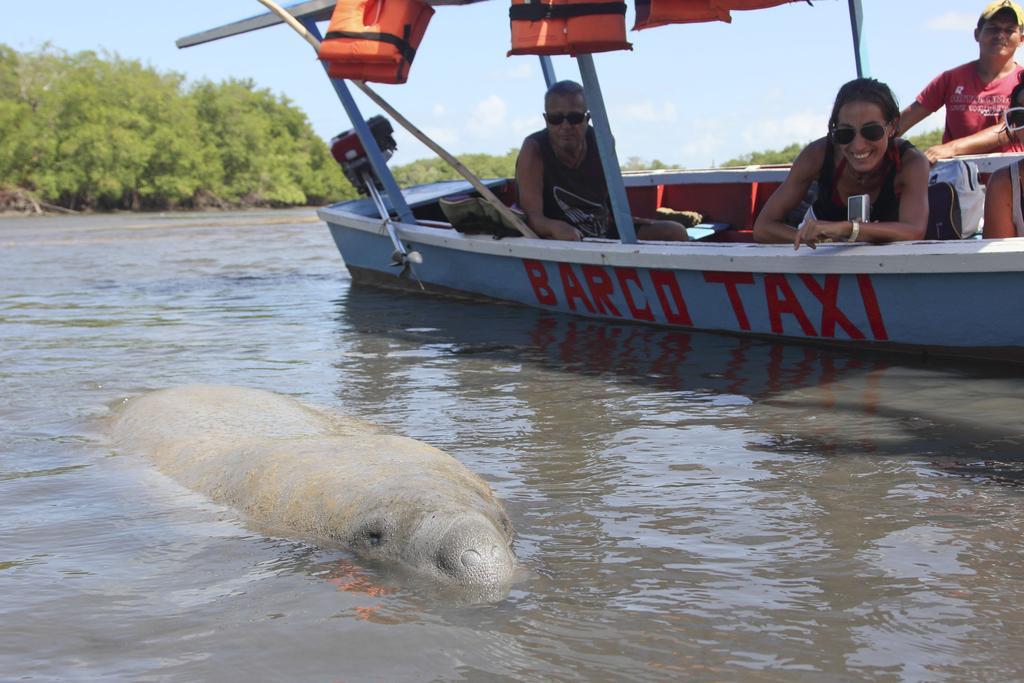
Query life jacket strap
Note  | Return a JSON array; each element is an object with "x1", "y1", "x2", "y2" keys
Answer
[
  {"x1": 509, "y1": 1, "x2": 627, "y2": 22},
  {"x1": 324, "y1": 29, "x2": 417, "y2": 63}
]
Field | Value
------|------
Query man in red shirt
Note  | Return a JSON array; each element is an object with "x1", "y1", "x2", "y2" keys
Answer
[{"x1": 898, "y1": 0, "x2": 1024, "y2": 162}]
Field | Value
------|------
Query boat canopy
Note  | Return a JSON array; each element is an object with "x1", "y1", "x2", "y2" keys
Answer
[
  {"x1": 177, "y1": 0, "x2": 864, "y2": 245},
  {"x1": 176, "y1": 0, "x2": 481, "y2": 49},
  {"x1": 179, "y1": 0, "x2": 812, "y2": 51}
]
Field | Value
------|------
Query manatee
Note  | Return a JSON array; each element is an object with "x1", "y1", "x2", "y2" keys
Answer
[{"x1": 108, "y1": 384, "x2": 516, "y2": 590}]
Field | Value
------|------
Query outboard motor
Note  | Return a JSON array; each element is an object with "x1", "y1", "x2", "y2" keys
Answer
[
  {"x1": 330, "y1": 115, "x2": 398, "y2": 195},
  {"x1": 331, "y1": 115, "x2": 421, "y2": 281}
]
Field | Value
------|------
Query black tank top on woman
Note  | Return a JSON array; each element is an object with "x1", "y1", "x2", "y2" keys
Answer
[
  {"x1": 527, "y1": 127, "x2": 615, "y2": 238},
  {"x1": 811, "y1": 139, "x2": 914, "y2": 222}
]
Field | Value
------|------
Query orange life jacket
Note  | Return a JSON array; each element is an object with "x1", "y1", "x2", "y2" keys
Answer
[
  {"x1": 508, "y1": 0, "x2": 631, "y2": 57},
  {"x1": 318, "y1": 0, "x2": 434, "y2": 84},
  {"x1": 634, "y1": 0, "x2": 728, "y2": 30},
  {"x1": 726, "y1": 0, "x2": 800, "y2": 9},
  {"x1": 634, "y1": 0, "x2": 798, "y2": 31}
]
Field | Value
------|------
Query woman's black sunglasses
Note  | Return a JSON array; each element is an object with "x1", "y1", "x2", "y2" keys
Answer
[
  {"x1": 832, "y1": 123, "x2": 887, "y2": 145},
  {"x1": 544, "y1": 111, "x2": 588, "y2": 125}
]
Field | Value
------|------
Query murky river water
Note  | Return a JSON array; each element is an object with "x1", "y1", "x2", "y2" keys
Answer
[{"x1": 3, "y1": 210, "x2": 1024, "y2": 681}]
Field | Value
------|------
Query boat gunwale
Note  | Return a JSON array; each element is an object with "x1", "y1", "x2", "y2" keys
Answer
[{"x1": 318, "y1": 203, "x2": 1024, "y2": 276}]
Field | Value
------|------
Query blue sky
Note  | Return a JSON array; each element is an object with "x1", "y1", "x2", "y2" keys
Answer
[{"x1": 1, "y1": 1, "x2": 986, "y2": 168}]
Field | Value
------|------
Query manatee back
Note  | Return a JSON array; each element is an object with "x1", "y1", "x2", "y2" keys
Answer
[
  {"x1": 108, "y1": 384, "x2": 511, "y2": 554},
  {"x1": 110, "y1": 384, "x2": 346, "y2": 447}
]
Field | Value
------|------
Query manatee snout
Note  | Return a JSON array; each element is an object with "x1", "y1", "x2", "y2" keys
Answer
[{"x1": 432, "y1": 514, "x2": 516, "y2": 587}]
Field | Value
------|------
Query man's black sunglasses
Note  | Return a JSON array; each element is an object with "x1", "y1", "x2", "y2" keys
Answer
[
  {"x1": 832, "y1": 123, "x2": 887, "y2": 145},
  {"x1": 544, "y1": 111, "x2": 589, "y2": 125}
]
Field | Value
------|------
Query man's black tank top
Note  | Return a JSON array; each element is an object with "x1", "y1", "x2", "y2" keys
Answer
[{"x1": 527, "y1": 127, "x2": 614, "y2": 238}]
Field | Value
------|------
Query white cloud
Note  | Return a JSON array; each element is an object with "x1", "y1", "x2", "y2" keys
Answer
[
  {"x1": 925, "y1": 12, "x2": 975, "y2": 31},
  {"x1": 677, "y1": 134, "x2": 727, "y2": 169},
  {"x1": 503, "y1": 62, "x2": 534, "y2": 80},
  {"x1": 466, "y1": 94, "x2": 508, "y2": 138},
  {"x1": 432, "y1": 103, "x2": 447, "y2": 117},
  {"x1": 484, "y1": 61, "x2": 537, "y2": 81},
  {"x1": 615, "y1": 101, "x2": 678, "y2": 123},
  {"x1": 391, "y1": 127, "x2": 458, "y2": 161},
  {"x1": 420, "y1": 126, "x2": 459, "y2": 147},
  {"x1": 652, "y1": 110, "x2": 825, "y2": 168},
  {"x1": 511, "y1": 115, "x2": 541, "y2": 138},
  {"x1": 741, "y1": 111, "x2": 826, "y2": 149}
]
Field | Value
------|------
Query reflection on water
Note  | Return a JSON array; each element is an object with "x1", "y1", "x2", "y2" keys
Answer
[
  {"x1": 337, "y1": 285, "x2": 1024, "y2": 463},
  {"x1": 3, "y1": 213, "x2": 1024, "y2": 681}
]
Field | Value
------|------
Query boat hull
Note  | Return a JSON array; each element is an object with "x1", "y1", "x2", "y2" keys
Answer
[{"x1": 320, "y1": 198, "x2": 1024, "y2": 362}]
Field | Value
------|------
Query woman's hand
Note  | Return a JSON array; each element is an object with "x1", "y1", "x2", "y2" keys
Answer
[{"x1": 794, "y1": 218, "x2": 851, "y2": 250}]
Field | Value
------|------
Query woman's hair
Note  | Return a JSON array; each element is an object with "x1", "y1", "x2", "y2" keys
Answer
[{"x1": 827, "y1": 77, "x2": 901, "y2": 131}]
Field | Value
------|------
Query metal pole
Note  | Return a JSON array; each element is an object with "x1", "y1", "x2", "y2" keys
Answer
[
  {"x1": 301, "y1": 19, "x2": 415, "y2": 224},
  {"x1": 847, "y1": 0, "x2": 870, "y2": 78},
  {"x1": 538, "y1": 56, "x2": 557, "y2": 89},
  {"x1": 575, "y1": 53, "x2": 637, "y2": 244}
]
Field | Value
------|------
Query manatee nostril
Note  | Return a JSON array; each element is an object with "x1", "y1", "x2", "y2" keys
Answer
[{"x1": 461, "y1": 549, "x2": 483, "y2": 568}]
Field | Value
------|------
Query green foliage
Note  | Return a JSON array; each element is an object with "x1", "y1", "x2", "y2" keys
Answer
[
  {"x1": 621, "y1": 156, "x2": 671, "y2": 171},
  {"x1": 0, "y1": 44, "x2": 355, "y2": 210},
  {"x1": 389, "y1": 150, "x2": 674, "y2": 185},
  {"x1": 906, "y1": 128, "x2": 943, "y2": 150},
  {"x1": 0, "y1": 41, "x2": 952, "y2": 212},
  {"x1": 720, "y1": 142, "x2": 804, "y2": 168},
  {"x1": 719, "y1": 130, "x2": 945, "y2": 169},
  {"x1": 390, "y1": 149, "x2": 519, "y2": 186}
]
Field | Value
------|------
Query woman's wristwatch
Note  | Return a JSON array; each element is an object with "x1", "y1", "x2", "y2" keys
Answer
[{"x1": 848, "y1": 220, "x2": 860, "y2": 242}]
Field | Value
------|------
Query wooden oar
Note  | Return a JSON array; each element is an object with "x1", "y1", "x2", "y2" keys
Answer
[{"x1": 255, "y1": 0, "x2": 538, "y2": 239}]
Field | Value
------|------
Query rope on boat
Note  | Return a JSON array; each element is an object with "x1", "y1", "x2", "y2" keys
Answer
[{"x1": 255, "y1": 0, "x2": 539, "y2": 239}]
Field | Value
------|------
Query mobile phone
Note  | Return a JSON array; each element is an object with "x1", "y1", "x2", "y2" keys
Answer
[{"x1": 847, "y1": 194, "x2": 870, "y2": 222}]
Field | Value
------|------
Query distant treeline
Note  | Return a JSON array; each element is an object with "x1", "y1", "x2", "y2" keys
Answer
[
  {"x1": 0, "y1": 45, "x2": 357, "y2": 211},
  {"x1": 0, "y1": 46, "x2": 944, "y2": 213},
  {"x1": 720, "y1": 129, "x2": 944, "y2": 167}
]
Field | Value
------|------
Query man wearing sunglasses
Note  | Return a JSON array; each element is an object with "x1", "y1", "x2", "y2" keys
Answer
[
  {"x1": 515, "y1": 80, "x2": 689, "y2": 241},
  {"x1": 897, "y1": 0, "x2": 1024, "y2": 162}
]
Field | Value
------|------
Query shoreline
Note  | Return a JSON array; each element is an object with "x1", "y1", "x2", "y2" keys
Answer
[{"x1": 0, "y1": 205, "x2": 324, "y2": 222}]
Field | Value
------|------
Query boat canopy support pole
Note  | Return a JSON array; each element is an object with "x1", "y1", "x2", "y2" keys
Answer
[
  {"x1": 539, "y1": 56, "x2": 557, "y2": 89},
  {"x1": 847, "y1": 0, "x2": 869, "y2": 78},
  {"x1": 301, "y1": 18, "x2": 415, "y2": 224},
  {"x1": 575, "y1": 54, "x2": 637, "y2": 244}
]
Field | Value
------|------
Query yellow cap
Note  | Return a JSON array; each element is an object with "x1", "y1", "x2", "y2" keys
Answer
[{"x1": 980, "y1": 0, "x2": 1024, "y2": 27}]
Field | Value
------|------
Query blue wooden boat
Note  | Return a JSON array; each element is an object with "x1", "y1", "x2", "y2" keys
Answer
[{"x1": 178, "y1": 1, "x2": 1024, "y2": 362}]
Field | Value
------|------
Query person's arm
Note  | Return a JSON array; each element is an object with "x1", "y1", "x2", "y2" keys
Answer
[
  {"x1": 875, "y1": 146, "x2": 930, "y2": 242},
  {"x1": 515, "y1": 138, "x2": 581, "y2": 241},
  {"x1": 922, "y1": 121, "x2": 1012, "y2": 163},
  {"x1": 896, "y1": 101, "x2": 932, "y2": 137},
  {"x1": 752, "y1": 139, "x2": 824, "y2": 244},
  {"x1": 793, "y1": 145, "x2": 930, "y2": 249},
  {"x1": 982, "y1": 165, "x2": 1018, "y2": 238}
]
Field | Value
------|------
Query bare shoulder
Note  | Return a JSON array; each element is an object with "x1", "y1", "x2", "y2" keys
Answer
[
  {"x1": 519, "y1": 135, "x2": 541, "y2": 156},
  {"x1": 897, "y1": 142, "x2": 930, "y2": 179},
  {"x1": 516, "y1": 136, "x2": 542, "y2": 174},
  {"x1": 988, "y1": 163, "x2": 1013, "y2": 190}
]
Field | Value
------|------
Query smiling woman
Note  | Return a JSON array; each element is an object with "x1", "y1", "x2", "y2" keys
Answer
[{"x1": 752, "y1": 77, "x2": 931, "y2": 250}]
